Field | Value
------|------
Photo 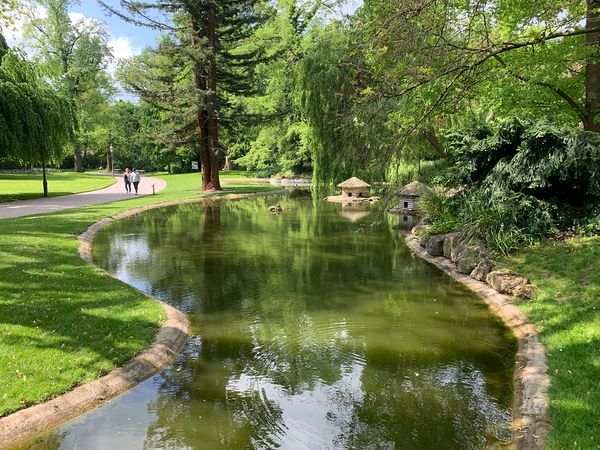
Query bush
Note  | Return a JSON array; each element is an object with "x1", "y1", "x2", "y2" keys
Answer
[
  {"x1": 574, "y1": 208, "x2": 600, "y2": 237},
  {"x1": 434, "y1": 117, "x2": 600, "y2": 251},
  {"x1": 418, "y1": 188, "x2": 461, "y2": 234},
  {"x1": 460, "y1": 185, "x2": 557, "y2": 253}
]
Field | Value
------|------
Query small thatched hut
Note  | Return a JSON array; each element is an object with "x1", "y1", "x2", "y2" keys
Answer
[
  {"x1": 337, "y1": 177, "x2": 370, "y2": 198},
  {"x1": 393, "y1": 181, "x2": 430, "y2": 211}
]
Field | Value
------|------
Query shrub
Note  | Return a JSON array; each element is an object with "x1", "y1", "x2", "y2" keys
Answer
[
  {"x1": 460, "y1": 185, "x2": 557, "y2": 253},
  {"x1": 418, "y1": 188, "x2": 460, "y2": 234}
]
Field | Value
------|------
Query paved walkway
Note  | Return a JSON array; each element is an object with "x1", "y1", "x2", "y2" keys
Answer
[{"x1": 0, "y1": 176, "x2": 167, "y2": 220}]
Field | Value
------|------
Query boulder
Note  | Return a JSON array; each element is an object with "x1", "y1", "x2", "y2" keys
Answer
[
  {"x1": 513, "y1": 284, "x2": 536, "y2": 299},
  {"x1": 425, "y1": 235, "x2": 446, "y2": 256},
  {"x1": 470, "y1": 258, "x2": 496, "y2": 281},
  {"x1": 456, "y1": 255, "x2": 478, "y2": 274},
  {"x1": 486, "y1": 269, "x2": 528, "y2": 296},
  {"x1": 443, "y1": 233, "x2": 460, "y2": 258},
  {"x1": 452, "y1": 244, "x2": 476, "y2": 265}
]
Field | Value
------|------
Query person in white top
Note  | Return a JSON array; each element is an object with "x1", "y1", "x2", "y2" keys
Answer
[{"x1": 131, "y1": 168, "x2": 141, "y2": 194}]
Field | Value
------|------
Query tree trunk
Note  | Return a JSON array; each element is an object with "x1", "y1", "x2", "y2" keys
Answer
[
  {"x1": 223, "y1": 155, "x2": 232, "y2": 171},
  {"x1": 41, "y1": 147, "x2": 48, "y2": 198},
  {"x1": 74, "y1": 149, "x2": 83, "y2": 172},
  {"x1": 191, "y1": 19, "x2": 213, "y2": 191},
  {"x1": 585, "y1": 0, "x2": 600, "y2": 132},
  {"x1": 206, "y1": 3, "x2": 222, "y2": 190}
]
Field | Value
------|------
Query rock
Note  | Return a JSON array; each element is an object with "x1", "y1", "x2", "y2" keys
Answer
[
  {"x1": 456, "y1": 255, "x2": 478, "y2": 274},
  {"x1": 486, "y1": 269, "x2": 528, "y2": 296},
  {"x1": 268, "y1": 204, "x2": 283, "y2": 213},
  {"x1": 443, "y1": 232, "x2": 460, "y2": 258},
  {"x1": 470, "y1": 258, "x2": 496, "y2": 281},
  {"x1": 425, "y1": 235, "x2": 445, "y2": 256},
  {"x1": 513, "y1": 284, "x2": 536, "y2": 299},
  {"x1": 452, "y1": 244, "x2": 477, "y2": 266},
  {"x1": 450, "y1": 241, "x2": 465, "y2": 263}
]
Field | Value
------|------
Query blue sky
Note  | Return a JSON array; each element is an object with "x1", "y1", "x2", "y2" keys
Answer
[{"x1": 71, "y1": 0, "x2": 160, "y2": 55}]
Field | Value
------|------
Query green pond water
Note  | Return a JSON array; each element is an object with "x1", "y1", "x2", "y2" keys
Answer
[{"x1": 30, "y1": 193, "x2": 516, "y2": 449}]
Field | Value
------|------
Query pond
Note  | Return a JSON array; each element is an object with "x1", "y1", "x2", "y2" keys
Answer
[{"x1": 29, "y1": 193, "x2": 516, "y2": 449}]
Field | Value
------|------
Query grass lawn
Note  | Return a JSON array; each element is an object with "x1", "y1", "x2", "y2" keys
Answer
[
  {"x1": 502, "y1": 236, "x2": 600, "y2": 449},
  {"x1": 0, "y1": 172, "x2": 116, "y2": 203},
  {"x1": 0, "y1": 172, "x2": 279, "y2": 417}
]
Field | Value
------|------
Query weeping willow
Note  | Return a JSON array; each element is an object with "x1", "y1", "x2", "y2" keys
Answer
[
  {"x1": 298, "y1": 23, "x2": 396, "y2": 186},
  {"x1": 0, "y1": 48, "x2": 74, "y2": 193}
]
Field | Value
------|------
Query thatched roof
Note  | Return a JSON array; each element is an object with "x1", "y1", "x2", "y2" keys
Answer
[
  {"x1": 397, "y1": 181, "x2": 430, "y2": 197},
  {"x1": 337, "y1": 177, "x2": 370, "y2": 189}
]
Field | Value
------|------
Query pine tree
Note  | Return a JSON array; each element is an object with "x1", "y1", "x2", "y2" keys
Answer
[{"x1": 103, "y1": 0, "x2": 271, "y2": 190}]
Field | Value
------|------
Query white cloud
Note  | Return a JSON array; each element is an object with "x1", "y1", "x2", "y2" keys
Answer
[
  {"x1": 109, "y1": 36, "x2": 137, "y2": 61},
  {"x1": 107, "y1": 36, "x2": 139, "y2": 78},
  {"x1": 68, "y1": 11, "x2": 103, "y2": 31}
]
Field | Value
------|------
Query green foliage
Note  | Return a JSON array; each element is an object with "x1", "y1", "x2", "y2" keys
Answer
[
  {"x1": 299, "y1": 22, "x2": 397, "y2": 184},
  {"x1": 428, "y1": 117, "x2": 600, "y2": 252},
  {"x1": 460, "y1": 186, "x2": 557, "y2": 254},
  {"x1": 418, "y1": 188, "x2": 460, "y2": 234},
  {"x1": 0, "y1": 51, "x2": 75, "y2": 165},
  {"x1": 574, "y1": 207, "x2": 600, "y2": 237},
  {"x1": 387, "y1": 159, "x2": 449, "y2": 186}
]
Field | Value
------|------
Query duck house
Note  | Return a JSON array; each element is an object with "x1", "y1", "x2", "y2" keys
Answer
[
  {"x1": 392, "y1": 181, "x2": 430, "y2": 212},
  {"x1": 337, "y1": 177, "x2": 370, "y2": 198}
]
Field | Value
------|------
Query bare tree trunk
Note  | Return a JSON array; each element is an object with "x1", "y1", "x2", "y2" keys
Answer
[
  {"x1": 585, "y1": 0, "x2": 600, "y2": 132},
  {"x1": 191, "y1": 19, "x2": 213, "y2": 191},
  {"x1": 207, "y1": 3, "x2": 222, "y2": 190}
]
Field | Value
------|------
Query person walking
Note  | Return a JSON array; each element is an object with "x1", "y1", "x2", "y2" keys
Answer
[
  {"x1": 131, "y1": 168, "x2": 141, "y2": 194},
  {"x1": 123, "y1": 168, "x2": 131, "y2": 193}
]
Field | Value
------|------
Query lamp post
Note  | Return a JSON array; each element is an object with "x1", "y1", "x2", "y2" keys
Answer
[{"x1": 108, "y1": 143, "x2": 114, "y2": 175}]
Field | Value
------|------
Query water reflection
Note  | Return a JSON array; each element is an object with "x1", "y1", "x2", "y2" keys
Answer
[{"x1": 27, "y1": 195, "x2": 515, "y2": 449}]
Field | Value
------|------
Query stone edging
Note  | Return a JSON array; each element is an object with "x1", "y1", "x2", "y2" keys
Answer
[
  {"x1": 0, "y1": 190, "x2": 283, "y2": 449},
  {"x1": 405, "y1": 233, "x2": 550, "y2": 450}
]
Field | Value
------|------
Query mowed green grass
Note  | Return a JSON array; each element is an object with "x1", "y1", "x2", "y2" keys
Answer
[
  {"x1": 0, "y1": 172, "x2": 278, "y2": 417},
  {"x1": 0, "y1": 172, "x2": 115, "y2": 203},
  {"x1": 502, "y1": 236, "x2": 600, "y2": 449}
]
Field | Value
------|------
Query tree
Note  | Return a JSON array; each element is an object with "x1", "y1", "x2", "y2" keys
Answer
[
  {"x1": 104, "y1": 0, "x2": 272, "y2": 191},
  {"x1": 0, "y1": 50, "x2": 75, "y2": 195},
  {"x1": 356, "y1": 0, "x2": 600, "y2": 132},
  {"x1": 22, "y1": 0, "x2": 111, "y2": 171}
]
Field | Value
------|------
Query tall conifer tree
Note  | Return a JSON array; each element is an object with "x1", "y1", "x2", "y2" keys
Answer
[{"x1": 104, "y1": 0, "x2": 270, "y2": 190}]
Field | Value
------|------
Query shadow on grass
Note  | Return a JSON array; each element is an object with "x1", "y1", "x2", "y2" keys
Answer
[{"x1": 0, "y1": 211, "x2": 164, "y2": 416}]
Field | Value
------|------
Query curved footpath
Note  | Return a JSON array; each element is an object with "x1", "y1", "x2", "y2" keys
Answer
[
  {"x1": 0, "y1": 190, "x2": 283, "y2": 449},
  {"x1": 405, "y1": 233, "x2": 550, "y2": 450},
  {"x1": 0, "y1": 175, "x2": 167, "y2": 220}
]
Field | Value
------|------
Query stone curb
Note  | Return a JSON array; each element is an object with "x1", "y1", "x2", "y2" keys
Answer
[
  {"x1": 405, "y1": 233, "x2": 550, "y2": 450},
  {"x1": 0, "y1": 189, "x2": 283, "y2": 449}
]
